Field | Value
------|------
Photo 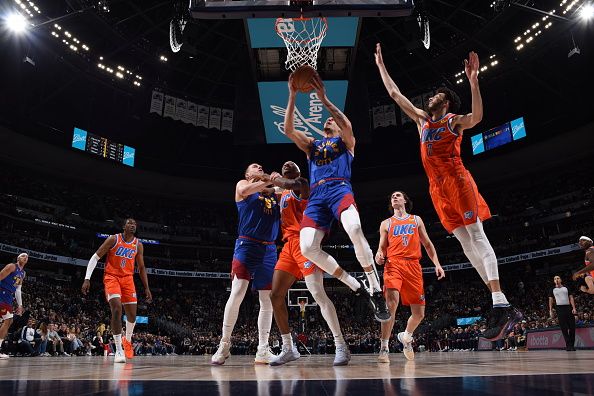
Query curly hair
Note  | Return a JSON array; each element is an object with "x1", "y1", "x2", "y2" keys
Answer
[{"x1": 436, "y1": 87, "x2": 461, "y2": 114}]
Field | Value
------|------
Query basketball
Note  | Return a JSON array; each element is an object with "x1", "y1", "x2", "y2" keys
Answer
[{"x1": 291, "y1": 65, "x2": 316, "y2": 93}]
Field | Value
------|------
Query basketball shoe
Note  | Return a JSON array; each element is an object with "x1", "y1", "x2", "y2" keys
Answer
[
  {"x1": 482, "y1": 306, "x2": 524, "y2": 341},
  {"x1": 355, "y1": 276, "x2": 390, "y2": 322},
  {"x1": 0, "y1": 352, "x2": 9, "y2": 359},
  {"x1": 114, "y1": 350, "x2": 126, "y2": 364},
  {"x1": 254, "y1": 346, "x2": 276, "y2": 364},
  {"x1": 397, "y1": 332, "x2": 415, "y2": 360},
  {"x1": 122, "y1": 338, "x2": 134, "y2": 360},
  {"x1": 211, "y1": 341, "x2": 231, "y2": 365},
  {"x1": 269, "y1": 345, "x2": 300, "y2": 366},
  {"x1": 377, "y1": 348, "x2": 390, "y2": 363},
  {"x1": 334, "y1": 344, "x2": 351, "y2": 366}
]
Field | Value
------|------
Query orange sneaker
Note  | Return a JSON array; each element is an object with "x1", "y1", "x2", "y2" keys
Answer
[{"x1": 122, "y1": 338, "x2": 134, "y2": 359}]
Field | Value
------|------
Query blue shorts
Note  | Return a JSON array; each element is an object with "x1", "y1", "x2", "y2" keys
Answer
[
  {"x1": 302, "y1": 180, "x2": 356, "y2": 233},
  {"x1": 231, "y1": 238, "x2": 276, "y2": 290}
]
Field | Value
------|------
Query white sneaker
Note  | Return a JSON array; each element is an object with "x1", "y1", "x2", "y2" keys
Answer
[
  {"x1": 0, "y1": 353, "x2": 9, "y2": 359},
  {"x1": 269, "y1": 346, "x2": 300, "y2": 366},
  {"x1": 211, "y1": 341, "x2": 231, "y2": 365},
  {"x1": 254, "y1": 346, "x2": 276, "y2": 364},
  {"x1": 377, "y1": 348, "x2": 390, "y2": 364},
  {"x1": 114, "y1": 351, "x2": 126, "y2": 364},
  {"x1": 397, "y1": 332, "x2": 415, "y2": 361},
  {"x1": 333, "y1": 344, "x2": 351, "y2": 366}
]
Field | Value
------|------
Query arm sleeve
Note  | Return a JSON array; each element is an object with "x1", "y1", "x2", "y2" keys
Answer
[
  {"x1": 85, "y1": 253, "x2": 100, "y2": 280},
  {"x1": 15, "y1": 285, "x2": 22, "y2": 306}
]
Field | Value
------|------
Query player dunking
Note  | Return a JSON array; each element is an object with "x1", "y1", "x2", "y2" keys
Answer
[
  {"x1": 283, "y1": 72, "x2": 390, "y2": 322},
  {"x1": 82, "y1": 218, "x2": 152, "y2": 363},
  {"x1": 375, "y1": 191, "x2": 444, "y2": 363},
  {"x1": 268, "y1": 161, "x2": 351, "y2": 366},
  {"x1": 572, "y1": 236, "x2": 594, "y2": 293},
  {"x1": 375, "y1": 43, "x2": 522, "y2": 340},
  {"x1": 0, "y1": 253, "x2": 27, "y2": 359},
  {"x1": 212, "y1": 163, "x2": 280, "y2": 365}
]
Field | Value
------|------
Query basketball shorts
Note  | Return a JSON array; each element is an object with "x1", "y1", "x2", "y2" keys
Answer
[
  {"x1": 275, "y1": 237, "x2": 318, "y2": 279},
  {"x1": 301, "y1": 179, "x2": 356, "y2": 233},
  {"x1": 429, "y1": 170, "x2": 491, "y2": 234},
  {"x1": 231, "y1": 238, "x2": 277, "y2": 290},
  {"x1": 104, "y1": 274, "x2": 137, "y2": 304},
  {"x1": 383, "y1": 258, "x2": 425, "y2": 306},
  {"x1": 0, "y1": 289, "x2": 13, "y2": 320}
]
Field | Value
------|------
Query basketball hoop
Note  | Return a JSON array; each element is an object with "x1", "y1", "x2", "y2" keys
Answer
[
  {"x1": 298, "y1": 300, "x2": 307, "y2": 315},
  {"x1": 275, "y1": 16, "x2": 328, "y2": 71}
]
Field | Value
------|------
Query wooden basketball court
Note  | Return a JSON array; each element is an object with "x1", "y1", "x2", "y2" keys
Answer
[{"x1": 1, "y1": 351, "x2": 592, "y2": 394}]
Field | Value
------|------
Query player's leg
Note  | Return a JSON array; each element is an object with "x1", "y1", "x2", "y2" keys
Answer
[
  {"x1": 0, "y1": 310, "x2": 13, "y2": 359},
  {"x1": 269, "y1": 268, "x2": 300, "y2": 366},
  {"x1": 396, "y1": 266, "x2": 425, "y2": 361},
  {"x1": 452, "y1": 226, "x2": 490, "y2": 288},
  {"x1": 379, "y1": 288, "x2": 399, "y2": 363},
  {"x1": 304, "y1": 269, "x2": 350, "y2": 366},
  {"x1": 104, "y1": 274, "x2": 126, "y2": 363},
  {"x1": 120, "y1": 280, "x2": 137, "y2": 359},
  {"x1": 253, "y1": 244, "x2": 277, "y2": 364},
  {"x1": 580, "y1": 276, "x2": 594, "y2": 294}
]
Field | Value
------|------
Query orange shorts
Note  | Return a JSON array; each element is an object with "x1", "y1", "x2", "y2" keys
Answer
[
  {"x1": 104, "y1": 273, "x2": 137, "y2": 304},
  {"x1": 429, "y1": 170, "x2": 491, "y2": 233},
  {"x1": 275, "y1": 237, "x2": 317, "y2": 279},
  {"x1": 383, "y1": 258, "x2": 425, "y2": 306}
]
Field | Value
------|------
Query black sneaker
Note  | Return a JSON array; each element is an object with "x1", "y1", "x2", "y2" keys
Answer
[
  {"x1": 481, "y1": 306, "x2": 524, "y2": 341},
  {"x1": 355, "y1": 276, "x2": 391, "y2": 323}
]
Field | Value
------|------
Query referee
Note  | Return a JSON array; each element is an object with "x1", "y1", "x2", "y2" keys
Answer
[{"x1": 548, "y1": 275, "x2": 577, "y2": 351}]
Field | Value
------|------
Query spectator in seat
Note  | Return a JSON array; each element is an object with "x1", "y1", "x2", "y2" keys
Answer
[
  {"x1": 47, "y1": 323, "x2": 68, "y2": 356},
  {"x1": 19, "y1": 318, "x2": 38, "y2": 356}
]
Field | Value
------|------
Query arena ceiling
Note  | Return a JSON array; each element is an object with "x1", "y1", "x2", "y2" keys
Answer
[{"x1": 0, "y1": 0, "x2": 592, "y2": 181}]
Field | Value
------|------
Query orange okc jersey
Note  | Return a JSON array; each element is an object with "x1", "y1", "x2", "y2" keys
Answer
[
  {"x1": 386, "y1": 215, "x2": 421, "y2": 260},
  {"x1": 105, "y1": 233, "x2": 138, "y2": 277},
  {"x1": 420, "y1": 113, "x2": 464, "y2": 178},
  {"x1": 280, "y1": 190, "x2": 307, "y2": 241}
]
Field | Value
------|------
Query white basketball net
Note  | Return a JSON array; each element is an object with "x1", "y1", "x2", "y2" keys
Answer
[{"x1": 275, "y1": 17, "x2": 328, "y2": 71}]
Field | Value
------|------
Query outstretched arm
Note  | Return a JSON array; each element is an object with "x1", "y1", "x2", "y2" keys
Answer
[
  {"x1": 417, "y1": 216, "x2": 445, "y2": 279},
  {"x1": 236, "y1": 174, "x2": 274, "y2": 200},
  {"x1": 375, "y1": 220, "x2": 389, "y2": 265},
  {"x1": 309, "y1": 72, "x2": 355, "y2": 152},
  {"x1": 136, "y1": 243, "x2": 152, "y2": 303},
  {"x1": 270, "y1": 175, "x2": 310, "y2": 199},
  {"x1": 374, "y1": 43, "x2": 428, "y2": 129},
  {"x1": 451, "y1": 51, "x2": 483, "y2": 131},
  {"x1": 284, "y1": 74, "x2": 314, "y2": 155}
]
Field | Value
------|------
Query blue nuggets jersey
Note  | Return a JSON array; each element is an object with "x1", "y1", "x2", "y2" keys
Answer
[
  {"x1": 236, "y1": 192, "x2": 280, "y2": 243},
  {"x1": 308, "y1": 136, "x2": 353, "y2": 185},
  {"x1": 0, "y1": 264, "x2": 25, "y2": 294}
]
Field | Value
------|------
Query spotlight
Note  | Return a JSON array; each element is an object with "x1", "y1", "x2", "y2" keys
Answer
[
  {"x1": 580, "y1": 3, "x2": 594, "y2": 21},
  {"x1": 5, "y1": 12, "x2": 27, "y2": 34}
]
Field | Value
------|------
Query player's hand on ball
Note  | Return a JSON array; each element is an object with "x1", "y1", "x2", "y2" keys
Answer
[
  {"x1": 310, "y1": 72, "x2": 326, "y2": 99},
  {"x1": 145, "y1": 289, "x2": 153, "y2": 304},
  {"x1": 435, "y1": 264, "x2": 445, "y2": 280},
  {"x1": 288, "y1": 73, "x2": 297, "y2": 95},
  {"x1": 81, "y1": 279, "x2": 90, "y2": 295}
]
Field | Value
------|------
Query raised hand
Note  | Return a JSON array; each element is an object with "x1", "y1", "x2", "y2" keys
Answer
[
  {"x1": 288, "y1": 73, "x2": 297, "y2": 95},
  {"x1": 464, "y1": 51, "x2": 479, "y2": 82},
  {"x1": 309, "y1": 71, "x2": 326, "y2": 100},
  {"x1": 375, "y1": 43, "x2": 384, "y2": 67}
]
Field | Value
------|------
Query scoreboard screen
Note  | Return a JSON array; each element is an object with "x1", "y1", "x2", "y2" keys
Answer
[
  {"x1": 72, "y1": 127, "x2": 135, "y2": 167},
  {"x1": 471, "y1": 117, "x2": 526, "y2": 155}
]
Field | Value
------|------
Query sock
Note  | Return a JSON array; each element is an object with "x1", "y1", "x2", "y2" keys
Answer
[
  {"x1": 305, "y1": 271, "x2": 346, "y2": 348},
  {"x1": 405, "y1": 330, "x2": 413, "y2": 338},
  {"x1": 365, "y1": 267, "x2": 382, "y2": 293},
  {"x1": 0, "y1": 338, "x2": 4, "y2": 351},
  {"x1": 381, "y1": 339, "x2": 389, "y2": 349},
  {"x1": 113, "y1": 334, "x2": 123, "y2": 354},
  {"x1": 221, "y1": 278, "x2": 249, "y2": 343},
  {"x1": 125, "y1": 321, "x2": 136, "y2": 342},
  {"x1": 258, "y1": 290, "x2": 273, "y2": 348},
  {"x1": 334, "y1": 334, "x2": 346, "y2": 347},
  {"x1": 338, "y1": 271, "x2": 360, "y2": 292},
  {"x1": 281, "y1": 333, "x2": 292, "y2": 349},
  {"x1": 492, "y1": 291, "x2": 510, "y2": 307}
]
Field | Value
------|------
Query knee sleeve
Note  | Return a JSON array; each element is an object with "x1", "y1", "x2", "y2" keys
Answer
[
  {"x1": 466, "y1": 221, "x2": 499, "y2": 281},
  {"x1": 340, "y1": 205, "x2": 374, "y2": 268},
  {"x1": 453, "y1": 226, "x2": 489, "y2": 283},
  {"x1": 300, "y1": 227, "x2": 340, "y2": 275}
]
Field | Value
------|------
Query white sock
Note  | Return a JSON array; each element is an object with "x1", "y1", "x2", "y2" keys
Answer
[
  {"x1": 305, "y1": 271, "x2": 346, "y2": 346},
  {"x1": 364, "y1": 268, "x2": 382, "y2": 293},
  {"x1": 221, "y1": 277, "x2": 249, "y2": 343},
  {"x1": 281, "y1": 333, "x2": 292, "y2": 349},
  {"x1": 338, "y1": 271, "x2": 360, "y2": 292},
  {"x1": 113, "y1": 334, "x2": 123, "y2": 353},
  {"x1": 257, "y1": 290, "x2": 273, "y2": 348},
  {"x1": 492, "y1": 291, "x2": 510, "y2": 307},
  {"x1": 0, "y1": 338, "x2": 4, "y2": 351},
  {"x1": 125, "y1": 321, "x2": 135, "y2": 342},
  {"x1": 381, "y1": 339, "x2": 389, "y2": 349}
]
